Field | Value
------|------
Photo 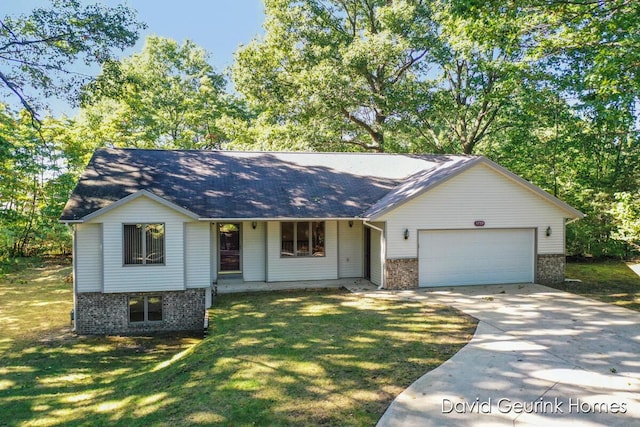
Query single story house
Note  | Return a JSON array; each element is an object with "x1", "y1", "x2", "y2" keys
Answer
[{"x1": 60, "y1": 148, "x2": 583, "y2": 335}]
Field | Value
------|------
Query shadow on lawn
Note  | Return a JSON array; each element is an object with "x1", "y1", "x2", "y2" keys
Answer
[
  {"x1": 0, "y1": 289, "x2": 476, "y2": 426},
  {"x1": 555, "y1": 261, "x2": 640, "y2": 312},
  {"x1": 0, "y1": 331, "x2": 199, "y2": 426}
]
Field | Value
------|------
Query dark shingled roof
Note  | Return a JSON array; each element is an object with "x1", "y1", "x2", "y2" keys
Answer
[{"x1": 59, "y1": 148, "x2": 481, "y2": 221}]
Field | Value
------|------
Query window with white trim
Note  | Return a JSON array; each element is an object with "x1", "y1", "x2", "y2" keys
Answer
[
  {"x1": 123, "y1": 223, "x2": 165, "y2": 265},
  {"x1": 281, "y1": 221, "x2": 325, "y2": 257}
]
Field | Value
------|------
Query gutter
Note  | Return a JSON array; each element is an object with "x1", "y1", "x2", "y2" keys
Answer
[
  {"x1": 197, "y1": 217, "x2": 359, "y2": 222},
  {"x1": 362, "y1": 220, "x2": 384, "y2": 233}
]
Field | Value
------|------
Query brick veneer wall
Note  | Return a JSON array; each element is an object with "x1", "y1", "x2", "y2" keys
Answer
[
  {"x1": 536, "y1": 254, "x2": 565, "y2": 285},
  {"x1": 385, "y1": 258, "x2": 419, "y2": 290},
  {"x1": 75, "y1": 289, "x2": 206, "y2": 335},
  {"x1": 384, "y1": 254, "x2": 566, "y2": 289}
]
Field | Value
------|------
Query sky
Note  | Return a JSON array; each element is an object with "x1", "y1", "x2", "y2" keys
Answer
[{"x1": 3, "y1": 0, "x2": 266, "y2": 116}]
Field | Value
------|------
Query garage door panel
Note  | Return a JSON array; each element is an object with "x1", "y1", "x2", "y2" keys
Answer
[{"x1": 419, "y1": 229, "x2": 534, "y2": 287}]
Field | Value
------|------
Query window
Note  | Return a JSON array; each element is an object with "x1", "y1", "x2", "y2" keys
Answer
[
  {"x1": 129, "y1": 296, "x2": 163, "y2": 323},
  {"x1": 281, "y1": 221, "x2": 325, "y2": 257},
  {"x1": 124, "y1": 223, "x2": 165, "y2": 265}
]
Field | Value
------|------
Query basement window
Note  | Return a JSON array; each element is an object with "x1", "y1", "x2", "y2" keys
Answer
[{"x1": 129, "y1": 296, "x2": 163, "y2": 323}]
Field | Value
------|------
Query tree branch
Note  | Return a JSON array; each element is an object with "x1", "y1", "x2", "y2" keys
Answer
[
  {"x1": 0, "y1": 33, "x2": 72, "y2": 53},
  {"x1": 389, "y1": 49, "x2": 429, "y2": 85},
  {"x1": 341, "y1": 107, "x2": 382, "y2": 150},
  {"x1": 0, "y1": 70, "x2": 40, "y2": 124}
]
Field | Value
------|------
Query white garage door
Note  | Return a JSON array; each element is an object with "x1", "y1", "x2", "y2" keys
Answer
[{"x1": 418, "y1": 229, "x2": 535, "y2": 287}]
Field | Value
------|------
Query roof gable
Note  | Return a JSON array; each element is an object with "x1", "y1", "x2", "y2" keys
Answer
[
  {"x1": 365, "y1": 157, "x2": 584, "y2": 220},
  {"x1": 363, "y1": 156, "x2": 481, "y2": 218},
  {"x1": 81, "y1": 190, "x2": 199, "y2": 222}
]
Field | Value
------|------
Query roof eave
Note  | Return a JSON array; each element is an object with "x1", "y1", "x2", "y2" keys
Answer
[
  {"x1": 364, "y1": 157, "x2": 484, "y2": 220},
  {"x1": 197, "y1": 216, "x2": 362, "y2": 222}
]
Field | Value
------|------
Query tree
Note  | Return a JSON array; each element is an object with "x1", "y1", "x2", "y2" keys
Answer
[
  {"x1": 80, "y1": 36, "x2": 238, "y2": 149},
  {"x1": 233, "y1": 0, "x2": 439, "y2": 152},
  {"x1": 0, "y1": 106, "x2": 72, "y2": 258},
  {"x1": 610, "y1": 192, "x2": 640, "y2": 253},
  {"x1": 0, "y1": 0, "x2": 145, "y2": 120},
  {"x1": 408, "y1": 1, "x2": 533, "y2": 154},
  {"x1": 448, "y1": 0, "x2": 640, "y2": 153},
  {"x1": 232, "y1": 0, "x2": 533, "y2": 153}
]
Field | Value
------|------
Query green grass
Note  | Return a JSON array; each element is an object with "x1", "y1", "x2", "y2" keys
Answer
[
  {"x1": 549, "y1": 260, "x2": 640, "y2": 312},
  {"x1": 0, "y1": 259, "x2": 476, "y2": 426}
]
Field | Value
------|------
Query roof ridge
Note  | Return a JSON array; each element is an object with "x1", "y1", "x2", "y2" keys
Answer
[
  {"x1": 97, "y1": 147, "x2": 480, "y2": 158},
  {"x1": 61, "y1": 148, "x2": 486, "y2": 221}
]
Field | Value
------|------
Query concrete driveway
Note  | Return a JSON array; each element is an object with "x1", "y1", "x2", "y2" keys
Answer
[{"x1": 370, "y1": 284, "x2": 640, "y2": 426}]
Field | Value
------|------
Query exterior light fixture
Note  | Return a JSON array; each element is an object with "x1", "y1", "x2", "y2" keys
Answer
[
  {"x1": 348, "y1": 220, "x2": 354, "y2": 228},
  {"x1": 252, "y1": 221, "x2": 257, "y2": 230},
  {"x1": 546, "y1": 226, "x2": 552, "y2": 237},
  {"x1": 404, "y1": 228, "x2": 409, "y2": 240}
]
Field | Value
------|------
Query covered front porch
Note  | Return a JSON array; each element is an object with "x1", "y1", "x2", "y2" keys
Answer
[
  {"x1": 207, "y1": 219, "x2": 385, "y2": 287},
  {"x1": 214, "y1": 277, "x2": 378, "y2": 294}
]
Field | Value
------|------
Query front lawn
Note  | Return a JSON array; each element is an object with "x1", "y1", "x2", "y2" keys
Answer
[
  {"x1": 549, "y1": 260, "x2": 640, "y2": 312},
  {"x1": 0, "y1": 259, "x2": 476, "y2": 426}
]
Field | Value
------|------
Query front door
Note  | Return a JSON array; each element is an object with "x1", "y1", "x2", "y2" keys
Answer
[
  {"x1": 364, "y1": 227, "x2": 371, "y2": 280},
  {"x1": 219, "y1": 223, "x2": 241, "y2": 273}
]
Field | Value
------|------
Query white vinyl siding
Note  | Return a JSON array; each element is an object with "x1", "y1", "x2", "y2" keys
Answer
[
  {"x1": 185, "y1": 222, "x2": 211, "y2": 289},
  {"x1": 338, "y1": 220, "x2": 363, "y2": 278},
  {"x1": 89, "y1": 196, "x2": 190, "y2": 293},
  {"x1": 242, "y1": 221, "x2": 266, "y2": 281},
  {"x1": 266, "y1": 221, "x2": 338, "y2": 282},
  {"x1": 369, "y1": 225, "x2": 383, "y2": 287},
  {"x1": 379, "y1": 163, "x2": 568, "y2": 259},
  {"x1": 75, "y1": 223, "x2": 102, "y2": 292},
  {"x1": 418, "y1": 229, "x2": 535, "y2": 287}
]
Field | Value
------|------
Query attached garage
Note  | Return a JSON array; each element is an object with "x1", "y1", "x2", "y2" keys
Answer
[{"x1": 418, "y1": 229, "x2": 535, "y2": 287}]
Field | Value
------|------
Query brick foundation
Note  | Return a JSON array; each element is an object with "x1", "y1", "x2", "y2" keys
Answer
[
  {"x1": 536, "y1": 254, "x2": 565, "y2": 285},
  {"x1": 75, "y1": 288, "x2": 206, "y2": 335},
  {"x1": 385, "y1": 258, "x2": 418, "y2": 290}
]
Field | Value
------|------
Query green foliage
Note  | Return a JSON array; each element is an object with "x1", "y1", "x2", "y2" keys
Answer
[
  {"x1": 232, "y1": 0, "x2": 536, "y2": 153},
  {"x1": 80, "y1": 36, "x2": 244, "y2": 149},
  {"x1": 0, "y1": 106, "x2": 73, "y2": 258},
  {"x1": 0, "y1": 0, "x2": 145, "y2": 119},
  {"x1": 610, "y1": 192, "x2": 640, "y2": 250},
  {"x1": 233, "y1": 0, "x2": 440, "y2": 152}
]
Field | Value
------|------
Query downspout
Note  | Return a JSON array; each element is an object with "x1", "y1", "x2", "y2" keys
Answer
[
  {"x1": 363, "y1": 220, "x2": 385, "y2": 290},
  {"x1": 69, "y1": 223, "x2": 77, "y2": 332}
]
